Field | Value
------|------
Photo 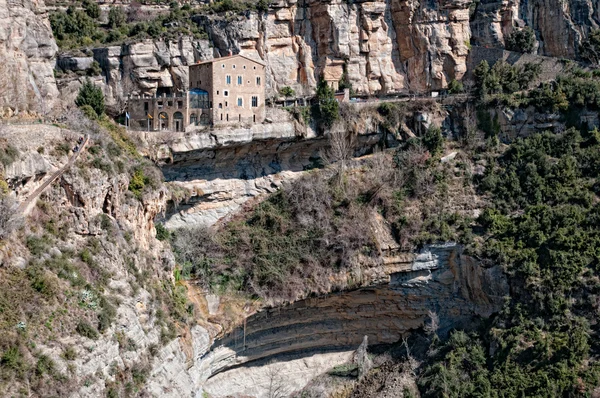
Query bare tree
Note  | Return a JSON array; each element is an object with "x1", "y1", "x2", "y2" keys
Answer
[
  {"x1": 321, "y1": 125, "x2": 355, "y2": 186},
  {"x1": 264, "y1": 361, "x2": 291, "y2": 398},
  {"x1": 424, "y1": 310, "x2": 440, "y2": 336}
]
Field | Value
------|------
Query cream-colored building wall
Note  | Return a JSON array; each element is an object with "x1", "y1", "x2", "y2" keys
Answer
[{"x1": 210, "y1": 56, "x2": 265, "y2": 126}]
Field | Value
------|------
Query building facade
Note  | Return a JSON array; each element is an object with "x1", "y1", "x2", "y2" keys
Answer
[{"x1": 126, "y1": 54, "x2": 266, "y2": 132}]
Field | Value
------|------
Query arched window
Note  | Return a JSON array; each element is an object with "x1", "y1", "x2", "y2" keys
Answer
[
  {"x1": 190, "y1": 113, "x2": 198, "y2": 125},
  {"x1": 200, "y1": 113, "x2": 209, "y2": 125}
]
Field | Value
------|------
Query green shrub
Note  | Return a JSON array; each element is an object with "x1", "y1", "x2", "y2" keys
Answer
[
  {"x1": 505, "y1": 27, "x2": 536, "y2": 53},
  {"x1": 155, "y1": 223, "x2": 170, "y2": 241},
  {"x1": 82, "y1": 0, "x2": 100, "y2": 18},
  {"x1": 26, "y1": 235, "x2": 50, "y2": 256},
  {"x1": 1, "y1": 346, "x2": 25, "y2": 375},
  {"x1": 97, "y1": 298, "x2": 117, "y2": 333},
  {"x1": 279, "y1": 86, "x2": 295, "y2": 97},
  {"x1": 35, "y1": 355, "x2": 55, "y2": 376},
  {"x1": 315, "y1": 79, "x2": 339, "y2": 130},
  {"x1": 128, "y1": 169, "x2": 148, "y2": 199},
  {"x1": 62, "y1": 346, "x2": 77, "y2": 361},
  {"x1": 108, "y1": 6, "x2": 126, "y2": 29},
  {"x1": 76, "y1": 320, "x2": 99, "y2": 340},
  {"x1": 422, "y1": 126, "x2": 444, "y2": 156},
  {"x1": 579, "y1": 29, "x2": 600, "y2": 64},
  {"x1": 0, "y1": 145, "x2": 19, "y2": 167},
  {"x1": 76, "y1": 79, "x2": 105, "y2": 117},
  {"x1": 447, "y1": 79, "x2": 464, "y2": 94}
]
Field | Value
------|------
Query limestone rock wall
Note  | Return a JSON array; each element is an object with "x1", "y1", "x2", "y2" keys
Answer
[
  {"x1": 89, "y1": 0, "x2": 472, "y2": 108},
  {"x1": 470, "y1": 0, "x2": 600, "y2": 58},
  {"x1": 0, "y1": 0, "x2": 59, "y2": 115},
  {"x1": 197, "y1": 244, "x2": 508, "y2": 397}
]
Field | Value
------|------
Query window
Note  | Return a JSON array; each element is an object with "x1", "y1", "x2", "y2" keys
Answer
[
  {"x1": 226, "y1": 114, "x2": 229, "y2": 121},
  {"x1": 168, "y1": 100, "x2": 173, "y2": 107},
  {"x1": 218, "y1": 103, "x2": 222, "y2": 109},
  {"x1": 237, "y1": 76, "x2": 242, "y2": 85},
  {"x1": 243, "y1": 65, "x2": 246, "y2": 69},
  {"x1": 224, "y1": 90, "x2": 229, "y2": 97},
  {"x1": 253, "y1": 66, "x2": 256, "y2": 69},
  {"x1": 220, "y1": 114, "x2": 223, "y2": 120},
  {"x1": 225, "y1": 101, "x2": 228, "y2": 107},
  {"x1": 222, "y1": 64, "x2": 225, "y2": 68},
  {"x1": 237, "y1": 97, "x2": 243, "y2": 107},
  {"x1": 199, "y1": 80, "x2": 201, "y2": 85},
  {"x1": 251, "y1": 96, "x2": 258, "y2": 107},
  {"x1": 217, "y1": 90, "x2": 219, "y2": 95},
  {"x1": 177, "y1": 101, "x2": 183, "y2": 109},
  {"x1": 253, "y1": 115, "x2": 256, "y2": 123},
  {"x1": 256, "y1": 77, "x2": 261, "y2": 86},
  {"x1": 144, "y1": 102, "x2": 149, "y2": 111},
  {"x1": 157, "y1": 101, "x2": 163, "y2": 109},
  {"x1": 232, "y1": 65, "x2": 236, "y2": 69},
  {"x1": 226, "y1": 75, "x2": 231, "y2": 85},
  {"x1": 239, "y1": 114, "x2": 241, "y2": 121}
]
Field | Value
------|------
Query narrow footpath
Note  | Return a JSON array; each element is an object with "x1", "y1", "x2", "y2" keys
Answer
[{"x1": 17, "y1": 135, "x2": 89, "y2": 215}]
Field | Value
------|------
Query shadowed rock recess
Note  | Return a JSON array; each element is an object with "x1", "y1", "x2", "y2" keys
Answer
[{"x1": 198, "y1": 244, "x2": 508, "y2": 384}]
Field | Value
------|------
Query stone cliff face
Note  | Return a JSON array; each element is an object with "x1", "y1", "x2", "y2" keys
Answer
[
  {"x1": 471, "y1": 0, "x2": 600, "y2": 58},
  {"x1": 0, "y1": 0, "x2": 59, "y2": 116},
  {"x1": 197, "y1": 243, "x2": 508, "y2": 397},
  {"x1": 89, "y1": 0, "x2": 472, "y2": 108}
]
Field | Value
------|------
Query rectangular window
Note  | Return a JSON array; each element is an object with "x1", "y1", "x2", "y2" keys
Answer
[
  {"x1": 157, "y1": 101, "x2": 163, "y2": 109},
  {"x1": 237, "y1": 76, "x2": 242, "y2": 85},
  {"x1": 256, "y1": 77, "x2": 261, "y2": 86},
  {"x1": 144, "y1": 102, "x2": 149, "y2": 111},
  {"x1": 177, "y1": 101, "x2": 183, "y2": 109},
  {"x1": 226, "y1": 75, "x2": 231, "y2": 85},
  {"x1": 251, "y1": 96, "x2": 258, "y2": 107},
  {"x1": 237, "y1": 97, "x2": 243, "y2": 107},
  {"x1": 224, "y1": 90, "x2": 229, "y2": 97},
  {"x1": 168, "y1": 101, "x2": 173, "y2": 107}
]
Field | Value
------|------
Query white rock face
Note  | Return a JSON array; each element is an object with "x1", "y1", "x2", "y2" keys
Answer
[
  {"x1": 201, "y1": 351, "x2": 354, "y2": 398},
  {"x1": 0, "y1": 0, "x2": 59, "y2": 115}
]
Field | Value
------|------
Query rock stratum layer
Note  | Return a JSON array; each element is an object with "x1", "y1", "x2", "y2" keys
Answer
[{"x1": 197, "y1": 244, "x2": 508, "y2": 397}]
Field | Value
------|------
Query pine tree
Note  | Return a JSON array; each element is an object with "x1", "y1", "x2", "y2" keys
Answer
[{"x1": 75, "y1": 78, "x2": 105, "y2": 117}]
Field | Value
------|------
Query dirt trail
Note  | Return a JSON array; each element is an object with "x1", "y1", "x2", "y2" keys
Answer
[{"x1": 18, "y1": 135, "x2": 89, "y2": 215}]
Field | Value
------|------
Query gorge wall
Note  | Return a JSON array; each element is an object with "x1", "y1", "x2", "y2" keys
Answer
[
  {"x1": 0, "y1": 0, "x2": 59, "y2": 116},
  {"x1": 196, "y1": 243, "x2": 508, "y2": 397}
]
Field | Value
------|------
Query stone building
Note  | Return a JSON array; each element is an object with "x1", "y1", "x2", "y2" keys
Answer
[{"x1": 126, "y1": 54, "x2": 266, "y2": 131}]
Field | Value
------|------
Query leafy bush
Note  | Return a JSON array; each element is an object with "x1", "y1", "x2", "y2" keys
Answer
[
  {"x1": 579, "y1": 29, "x2": 600, "y2": 64},
  {"x1": 315, "y1": 79, "x2": 339, "y2": 130},
  {"x1": 155, "y1": 223, "x2": 171, "y2": 241},
  {"x1": 419, "y1": 128, "x2": 600, "y2": 396},
  {"x1": 35, "y1": 355, "x2": 55, "y2": 376},
  {"x1": 76, "y1": 320, "x2": 99, "y2": 340},
  {"x1": 128, "y1": 169, "x2": 149, "y2": 199},
  {"x1": 0, "y1": 145, "x2": 19, "y2": 166},
  {"x1": 447, "y1": 79, "x2": 464, "y2": 94},
  {"x1": 1, "y1": 346, "x2": 25, "y2": 375},
  {"x1": 422, "y1": 126, "x2": 444, "y2": 156},
  {"x1": 279, "y1": 86, "x2": 295, "y2": 97},
  {"x1": 82, "y1": 0, "x2": 100, "y2": 19},
  {"x1": 108, "y1": 6, "x2": 126, "y2": 29},
  {"x1": 76, "y1": 79, "x2": 105, "y2": 117},
  {"x1": 505, "y1": 27, "x2": 536, "y2": 53}
]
